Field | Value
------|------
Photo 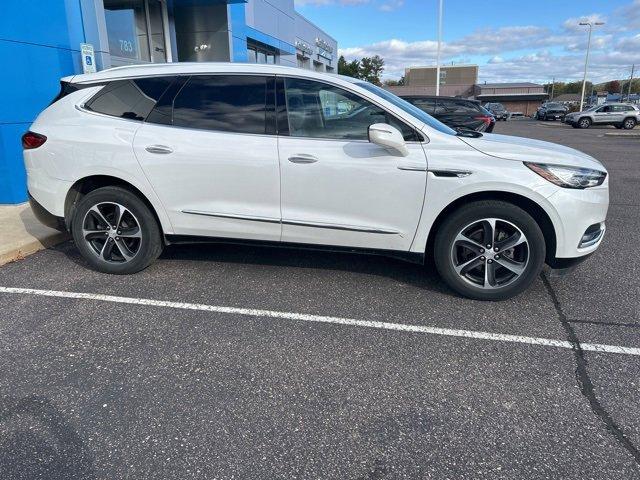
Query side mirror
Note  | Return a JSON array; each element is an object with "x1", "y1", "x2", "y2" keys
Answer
[{"x1": 367, "y1": 123, "x2": 409, "y2": 157}]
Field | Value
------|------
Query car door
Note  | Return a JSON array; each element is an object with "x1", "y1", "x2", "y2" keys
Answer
[
  {"x1": 610, "y1": 105, "x2": 626, "y2": 123},
  {"x1": 277, "y1": 76, "x2": 427, "y2": 251},
  {"x1": 593, "y1": 105, "x2": 612, "y2": 123},
  {"x1": 133, "y1": 74, "x2": 282, "y2": 241}
]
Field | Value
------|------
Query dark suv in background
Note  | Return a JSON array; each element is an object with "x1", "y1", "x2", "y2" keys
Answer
[
  {"x1": 535, "y1": 102, "x2": 568, "y2": 121},
  {"x1": 401, "y1": 96, "x2": 495, "y2": 133},
  {"x1": 483, "y1": 102, "x2": 509, "y2": 121}
]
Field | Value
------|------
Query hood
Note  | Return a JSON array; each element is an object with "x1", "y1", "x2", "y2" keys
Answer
[{"x1": 459, "y1": 133, "x2": 605, "y2": 170}]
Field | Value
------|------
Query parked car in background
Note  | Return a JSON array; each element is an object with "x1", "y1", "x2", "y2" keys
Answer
[
  {"x1": 24, "y1": 63, "x2": 609, "y2": 300},
  {"x1": 401, "y1": 96, "x2": 495, "y2": 132},
  {"x1": 535, "y1": 102, "x2": 568, "y2": 121},
  {"x1": 484, "y1": 102, "x2": 509, "y2": 121},
  {"x1": 564, "y1": 103, "x2": 639, "y2": 129}
]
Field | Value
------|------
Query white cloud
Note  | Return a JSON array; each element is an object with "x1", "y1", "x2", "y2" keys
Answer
[
  {"x1": 338, "y1": 6, "x2": 639, "y2": 83},
  {"x1": 379, "y1": 0, "x2": 404, "y2": 11}
]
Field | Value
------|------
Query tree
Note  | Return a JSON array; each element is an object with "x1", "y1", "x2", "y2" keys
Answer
[
  {"x1": 337, "y1": 55, "x2": 360, "y2": 78},
  {"x1": 358, "y1": 55, "x2": 385, "y2": 85},
  {"x1": 605, "y1": 80, "x2": 621, "y2": 93},
  {"x1": 383, "y1": 76, "x2": 405, "y2": 86}
]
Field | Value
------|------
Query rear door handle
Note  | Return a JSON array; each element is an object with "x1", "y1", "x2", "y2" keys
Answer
[
  {"x1": 288, "y1": 154, "x2": 318, "y2": 164},
  {"x1": 145, "y1": 145, "x2": 173, "y2": 154}
]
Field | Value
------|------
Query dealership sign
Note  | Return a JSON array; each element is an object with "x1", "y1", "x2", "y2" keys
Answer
[{"x1": 315, "y1": 38, "x2": 333, "y2": 60}]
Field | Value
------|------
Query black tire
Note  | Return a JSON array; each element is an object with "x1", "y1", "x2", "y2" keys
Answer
[
  {"x1": 433, "y1": 201, "x2": 546, "y2": 301},
  {"x1": 71, "y1": 186, "x2": 163, "y2": 274},
  {"x1": 615, "y1": 124, "x2": 623, "y2": 129},
  {"x1": 623, "y1": 118, "x2": 637, "y2": 130},
  {"x1": 578, "y1": 117, "x2": 591, "y2": 129}
]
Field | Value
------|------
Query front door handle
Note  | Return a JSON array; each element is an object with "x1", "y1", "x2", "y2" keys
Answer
[
  {"x1": 288, "y1": 154, "x2": 318, "y2": 164},
  {"x1": 145, "y1": 145, "x2": 173, "y2": 154}
]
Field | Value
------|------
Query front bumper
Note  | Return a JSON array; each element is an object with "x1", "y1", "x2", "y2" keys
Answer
[{"x1": 546, "y1": 184, "x2": 609, "y2": 260}]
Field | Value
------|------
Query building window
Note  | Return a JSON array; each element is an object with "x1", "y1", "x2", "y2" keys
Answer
[
  {"x1": 247, "y1": 40, "x2": 277, "y2": 65},
  {"x1": 103, "y1": 0, "x2": 167, "y2": 63}
]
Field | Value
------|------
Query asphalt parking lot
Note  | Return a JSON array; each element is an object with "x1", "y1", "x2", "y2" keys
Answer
[{"x1": 1, "y1": 119, "x2": 639, "y2": 479}]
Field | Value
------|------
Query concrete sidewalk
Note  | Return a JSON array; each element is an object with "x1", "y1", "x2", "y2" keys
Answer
[{"x1": 0, "y1": 203, "x2": 69, "y2": 266}]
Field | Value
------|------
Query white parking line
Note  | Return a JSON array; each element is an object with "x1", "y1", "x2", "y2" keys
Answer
[{"x1": 1, "y1": 286, "x2": 639, "y2": 357}]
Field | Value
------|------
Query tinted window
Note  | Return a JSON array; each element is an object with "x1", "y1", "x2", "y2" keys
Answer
[
  {"x1": 613, "y1": 104, "x2": 633, "y2": 112},
  {"x1": 440, "y1": 99, "x2": 481, "y2": 114},
  {"x1": 404, "y1": 98, "x2": 438, "y2": 114},
  {"x1": 85, "y1": 77, "x2": 173, "y2": 120},
  {"x1": 285, "y1": 78, "x2": 419, "y2": 141},
  {"x1": 172, "y1": 75, "x2": 268, "y2": 134},
  {"x1": 597, "y1": 105, "x2": 611, "y2": 113}
]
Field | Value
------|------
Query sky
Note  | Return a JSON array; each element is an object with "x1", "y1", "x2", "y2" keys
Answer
[{"x1": 294, "y1": 0, "x2": 640, "y2": 84}]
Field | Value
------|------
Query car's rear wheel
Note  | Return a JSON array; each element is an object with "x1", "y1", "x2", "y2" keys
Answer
[
  {"x1": 623, "y1": 118, "x2": 637, "y2": 130},
  {"x1": 434, "y1": 201, "x2": 545, "y2": 301},
  {"x1": 578, "y1": 117, "x2": 591, "y2": 129},
  {"x1": 71, "y1": 186, "x2": 163, "y2": 274}
]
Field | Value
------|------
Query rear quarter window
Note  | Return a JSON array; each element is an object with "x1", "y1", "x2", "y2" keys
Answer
[{"x1": 84, "y1": 77, "x2": 174, "y2": 121}]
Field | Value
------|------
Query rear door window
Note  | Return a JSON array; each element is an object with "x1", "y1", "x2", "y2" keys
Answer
[
  {"x1": 171, "y1": 75, "x2": 270, "y2": 134},
  {"x1": 85, "y1": 77, "x2": 174, "y2": 121}
]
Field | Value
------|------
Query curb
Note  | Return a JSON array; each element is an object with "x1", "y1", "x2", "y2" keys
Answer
[{"x1": 0, "y1": 232, "x2": 70, "y2": 267}]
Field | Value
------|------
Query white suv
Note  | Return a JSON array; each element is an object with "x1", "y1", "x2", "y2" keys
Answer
[{"x1": 24, "y1": 63, "x2": 609, "y2": 300}]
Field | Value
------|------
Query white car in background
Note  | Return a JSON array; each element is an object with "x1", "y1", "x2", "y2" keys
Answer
[{"x1": 23, "y1": 63, "x2": 609, "y2": 300}]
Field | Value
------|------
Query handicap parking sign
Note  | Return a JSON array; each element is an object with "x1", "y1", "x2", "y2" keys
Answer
[{"x1": 81, "y1": 43, "x2": 96, "y2": 74}]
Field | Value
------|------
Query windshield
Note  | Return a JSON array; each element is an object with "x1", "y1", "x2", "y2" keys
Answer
[
  {"x1": 355, "y1": 81, "x2": 456, "y2": 135},
  {"x1": 546, "y1": 103, "x2": 563, "y2": 108}
]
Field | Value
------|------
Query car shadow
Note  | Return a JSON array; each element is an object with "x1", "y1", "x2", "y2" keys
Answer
[
  {"x1": 159, "y1": 242, "x2": 454, "y2": 296},
  {"x1": 0, "y1": 396, "x2": 97, "y2": 480},
  {"x1": 53, "y1": 240, "x2": 454, "y2": 297}
]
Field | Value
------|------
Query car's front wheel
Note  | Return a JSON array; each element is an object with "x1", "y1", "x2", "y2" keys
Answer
[
  {"x1": 434, "y1": 201, "x2": 545, "y2": 300},
  {"x1": 71, "y1": 186, "x2": 163, "y2": 274},
  {"x1": 578, "y1": 117, "x2": 592, "y2": 129}
]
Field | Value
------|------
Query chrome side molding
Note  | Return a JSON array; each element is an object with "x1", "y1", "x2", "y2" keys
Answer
[
  {"x1": 182, "y1": 210, "x2": 280, "y2": 224},
  {"x1": 181, "y1": 210, "x2": 399, "y2": 234}
]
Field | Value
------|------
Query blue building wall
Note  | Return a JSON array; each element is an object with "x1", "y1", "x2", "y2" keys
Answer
[
  {"x1": 1, "y1": 0, "x2": 335, "y2": 205},
  {"x1": 0, "y1": 0, "x2": 87, "y2": 204}
]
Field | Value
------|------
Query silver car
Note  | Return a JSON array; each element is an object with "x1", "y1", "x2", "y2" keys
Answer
[{"x1": 564, "y1": 103, "x2": 640, "y2": 129}]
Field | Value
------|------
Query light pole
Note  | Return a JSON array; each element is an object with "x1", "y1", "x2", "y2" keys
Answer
[
  {"x1": 435, "y1": 0, "x2": 443, "y2": 96},
  {"x1": 579, "y1": 21, "x2": 604, "y2": 111}
]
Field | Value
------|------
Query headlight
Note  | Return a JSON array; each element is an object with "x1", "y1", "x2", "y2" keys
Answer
[{"x1": 524, "y1": 162, "x2": 606, "y2": 189}]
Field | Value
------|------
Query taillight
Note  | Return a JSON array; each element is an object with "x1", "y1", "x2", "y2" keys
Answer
[
  {"x1": 22, "y1": 131, "x2": 47, "y2": 149},
  {"x1": 474, "y1": 115, "x2": 493, "y2": 126}
]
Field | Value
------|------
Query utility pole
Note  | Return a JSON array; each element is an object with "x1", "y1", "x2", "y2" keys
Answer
[
  {"x1": 435, "y1": 0, "x2": 443, "y2": 96},
  {"x1": 627, "y1": 64, "x2": 635, "y2": 102},
  {"x1": 579, "y1": 21, "x2": 604, "y2": 111},
  {"x1": 550, "y1": 77, "x2": 555, "y2": 100}
]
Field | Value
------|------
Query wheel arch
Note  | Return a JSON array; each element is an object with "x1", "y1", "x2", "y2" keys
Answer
[
  {"x1": 424, "y1": 190, "x2": 557, "y2": 265},
  {"x1": 64, "y1": 175, "x2": 169, "y2": 237}
]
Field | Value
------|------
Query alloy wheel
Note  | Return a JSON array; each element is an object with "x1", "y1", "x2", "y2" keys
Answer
[
  {"x1": 82, "y1": 202, "x2": 142, "y2": 263},
  {"x1": 579, "y1": 118, "x2": 590, "y2": 128},
  {"x1": 450, "y1": 218, "x2": 529, "y2": 290},
  {"x1": 624, "y1": 119, "x2": 635, "y2": 129}
]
